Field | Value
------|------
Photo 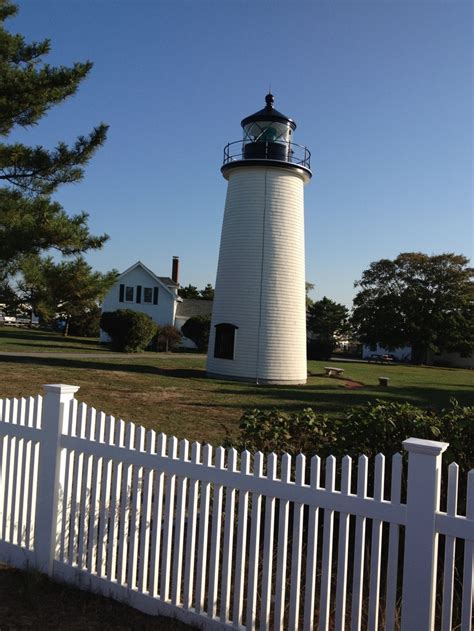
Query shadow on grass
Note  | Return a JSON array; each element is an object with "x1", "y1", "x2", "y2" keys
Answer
[
  {"x1": 2, "y1": 354, "x2": 472, "y2": 412},
  {"x1": 0, "y1": 354, "x2": 206, "y2": 379},
  {"x1": 213, "y1": 383, "x2": 474, "y2": 410},
  {"x1": 0, "y1": 330, "x2": 100, "y2": 347}
]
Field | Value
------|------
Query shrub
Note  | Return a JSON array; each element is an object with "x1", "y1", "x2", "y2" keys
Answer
[
  {"x1": 231, "y1": 399, "x2": 473, "y2": 472},
  {"x1": 154, "y1": 325, "x2": 182, "y2": 352},
  {"x1": 100, "y1": 310, "x2": 157, "y2": 352},
  {"x1": 181, "y1": 315, "x2": 211, "y2": 352},
  {"x1": 229, "y1": 408, "x2": 339, "y2": 458}
]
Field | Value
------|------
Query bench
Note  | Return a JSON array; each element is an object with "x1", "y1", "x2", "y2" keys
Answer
[
  {"x1": 325, "y1": 367, "x2": 344, "y2": 377},
  {"x1": 379, "y1": 376, "x2": 390, "y2": 387}
]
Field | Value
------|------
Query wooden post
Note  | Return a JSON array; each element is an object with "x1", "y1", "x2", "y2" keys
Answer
[
  {"x1": 34, "y1": 384, "x2": 79, "y2": 575},
  {"x1": 401, "y1": 437, "x2": 448, "y2": 631}
]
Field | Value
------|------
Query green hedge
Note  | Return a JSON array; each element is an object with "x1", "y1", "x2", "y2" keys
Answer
[{"x1": 100, "y1": 310, "x2": 157, "y2": 352}]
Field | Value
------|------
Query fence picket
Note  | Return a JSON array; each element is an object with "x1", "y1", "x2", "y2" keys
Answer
[
  {"x1": 220, "y1": 447, "x2": 237, "y2": 623},
  {"x1": 303, "y1": 455, "x2": 321, "y2": 631},
  {"x1": 288, "y1": 454, "x2": 306, "y2": 631},
  {"x1": 160, "y1": 436, "x2": 178, "y2": 601},
  {"x1": 77, "y1": 407, "x2": 95, "y2": 570},
  {"x1": 246, "y1": 451, "x2": 264, "y2": 630},
  {"x1": 148, "y1": 432, "x2": 167, "y2": 598},
  {"x1": 461, "y1": 470, "x2": 474, "y2": 630},
  {"x1": 97, "y1": 415, "x2": 115, "y2": 577},
  {"x1": 335, "y1": 455, "x2": 352, "y2": 631},
  {"x1": 207, "y1": 446, "x2": 225, "y2": 618},
  {"x1": 195, "y1": 444, "x2": 213, "y2": 613},
  {"x1": 126, "y1": 424, "x2": 143, "y2": 589},
  {"x1": 350, "y1": 455, "x2": 368, "y2": 631},
  {"x1": 233, "y1": 450, "x2": 251, "y2": 627},
  {"x1": 137, "y1": 429, "x2": 155, "y2": 594},
  {"x1": 67, "y1": 444, "x2": 82, "y2": 565},
  {"x1": 274, "y1": 453, "x2": 291, "y2": 631},
  {"x1": 106, "y1": 419, "x2": 125, "y2": 582},
  {"x1": 172, "y1": 439, "x2": 190, "y2": 606},
  {"x1": 87, "y1": 410, "x2": 103, "y2": 574},
  {"x1": 368, "y1": 454, "x2": 385, "y2": 631},
  {"x1": 117, "y1": 421, "x2": 134, "y2": 584},
  {"x1": 183, "y1": 441, "x2": 201, "y2": 609},
  {"x1": 260, "y1": 452, "x2": 277, "y2": 631},
  {"x1": 319, "y1": 456, "x2": 336, "y2": 630},
  {"x1": 440, "y1": 462, "x2": 459, "y2": 631},
  {"x1": 10, "y1": 430, "x2": 23, "y2": 544},
  {"x1": 385, "y1": 453, "x2": 402, "y2": 631}
]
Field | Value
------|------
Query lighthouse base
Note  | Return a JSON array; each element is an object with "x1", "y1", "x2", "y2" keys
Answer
[{"x1": 206, "y1": 371, "x2": 307, "y2": 386}]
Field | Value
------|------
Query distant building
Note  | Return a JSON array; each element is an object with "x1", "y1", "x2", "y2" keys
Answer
[
  {"x1": 362, "y1": 343, "x2": 473, "y2": 368},
  {"x1": 99, "y1": 258, "x2": 212, "y2": 350}
]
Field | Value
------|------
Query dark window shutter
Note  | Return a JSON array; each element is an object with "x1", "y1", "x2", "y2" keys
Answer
[
  {"x1": 119, "y1": 284, "x2": 124, "y2": 302},
  {"x1": 136, "y1": 285, "x2": 142, "y2": 303},
  {"x1": 153, "y1": 287, "x2": 159, "y2": 305}
]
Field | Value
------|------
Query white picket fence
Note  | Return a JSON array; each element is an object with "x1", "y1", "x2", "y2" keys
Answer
[{"x1": 0, "y1": 384, "x2": 472, "y2": 630}]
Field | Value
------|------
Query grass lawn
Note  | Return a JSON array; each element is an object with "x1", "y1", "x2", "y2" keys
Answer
[
  {"x1": 0, "y1": 326, "x2": 106, "y2": 353},
  {"x1": 0, "y1": 331, "x2": 472, "y2": 445}
]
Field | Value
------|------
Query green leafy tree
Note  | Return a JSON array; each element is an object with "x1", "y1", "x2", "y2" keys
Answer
[
  {"x1": 352, "y1": 253, "x2": 474, "y2": 363},
  {"x1": 18, "y1": 255, "x2": 117, "y2": 336},
  {"x1": 181, "y1": 315, "x2": 211, "y2": 352},
  {"x1": 0, "y1": 1, "x2": 108, "y2": 276},
  {"x1": 307, "y1": 296, "x2": 349, "y2": 359}
]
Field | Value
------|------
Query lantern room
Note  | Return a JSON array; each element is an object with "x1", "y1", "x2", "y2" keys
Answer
[{"x1": 221, "y1": 93, "x2": 311, "y2": 175}]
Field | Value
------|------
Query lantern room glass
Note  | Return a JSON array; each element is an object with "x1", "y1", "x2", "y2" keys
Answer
[{"x1": 243, "y1": 120, "x2": 292, "y2": 144}]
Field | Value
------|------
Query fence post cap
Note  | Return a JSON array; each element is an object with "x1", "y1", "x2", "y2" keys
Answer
[
  {"x1": 403, "y1": 437, "x2": 449, "y2": 455},
  {"x1": 42, "y1": 384, "x2": 80, "y2": 395}
]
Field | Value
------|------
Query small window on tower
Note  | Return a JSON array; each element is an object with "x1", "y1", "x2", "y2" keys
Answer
[{"x1": 214, "y1": 323, "x2": 238, "y2": 360}]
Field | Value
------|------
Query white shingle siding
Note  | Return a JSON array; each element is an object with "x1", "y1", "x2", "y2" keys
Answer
[{"x1": 207, "y1": 165, "x2": 309, "y2": 384}]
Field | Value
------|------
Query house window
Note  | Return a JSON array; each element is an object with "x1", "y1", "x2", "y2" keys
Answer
[
  {"x1": 214, "y1": 323, "x2": 238, "y2": 360},
  {"x1": 125, "y1": 286, "x2": 134, "y2": 302},
  {"x1": 143, "y1": 287, "x2": 153, "y2": 303}
]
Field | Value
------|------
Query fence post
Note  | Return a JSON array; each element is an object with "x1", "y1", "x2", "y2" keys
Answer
[
  {"x1": 34, "y1": 384, "x2": 80, "y2": 575},
  {"x1": 401, "y1": 437, "x2": 448, "y2": 631}
]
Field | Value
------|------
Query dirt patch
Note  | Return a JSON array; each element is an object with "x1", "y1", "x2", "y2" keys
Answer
[{"x1": 0, "y1": 563, "x2": 197, "y2": 630}]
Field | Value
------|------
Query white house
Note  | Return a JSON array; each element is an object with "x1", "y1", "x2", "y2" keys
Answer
[
  {"x1": 100, "y1": 259, "x2": 180, "y2": 343},
  {"x1": 100, "y1": 258, "x2": 213, "y2": 350}
]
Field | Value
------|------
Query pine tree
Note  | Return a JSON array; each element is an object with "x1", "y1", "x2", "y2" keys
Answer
[
  {"x1": 18, "y1": 255, "x2": 117, "y2": 336},
  {"x1": 0, "y1": 0, "x2": 109, "y2": 276}
]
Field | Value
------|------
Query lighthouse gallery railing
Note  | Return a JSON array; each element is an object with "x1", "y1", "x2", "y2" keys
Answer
[{"x1": 223, "y1": 139, "x2": 311, "y2": 169}]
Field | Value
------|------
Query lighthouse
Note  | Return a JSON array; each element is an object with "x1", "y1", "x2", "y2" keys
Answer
[{"x1": 206, "y1": 94, "x2": 312, "y2": 384}]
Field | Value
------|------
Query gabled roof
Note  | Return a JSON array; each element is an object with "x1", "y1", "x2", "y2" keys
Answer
[
  {"x1": 117, "y1": 261, "x2": 177, "y2": 298},
  {"x1": 176, "y1": 299, "x2": 213, "y2": 318}
]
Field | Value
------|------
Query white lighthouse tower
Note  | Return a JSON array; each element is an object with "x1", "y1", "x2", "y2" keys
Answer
[{"x1": 206, "y1": 94, "x2": 312, "y2": 384}]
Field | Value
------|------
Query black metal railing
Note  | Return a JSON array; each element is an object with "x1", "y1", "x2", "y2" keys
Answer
[{"x1": 223, "y1": 139, "x2": 311, "y2": 169}]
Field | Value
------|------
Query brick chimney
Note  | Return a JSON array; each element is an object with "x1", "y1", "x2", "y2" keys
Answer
[{"x1": 172, "y1": 256, "x2": 179, "y2": 284}]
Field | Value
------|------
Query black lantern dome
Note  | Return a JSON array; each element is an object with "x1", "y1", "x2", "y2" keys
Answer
[{"x1": 222, "y1": 93, "x2": 311, "y2": 178}]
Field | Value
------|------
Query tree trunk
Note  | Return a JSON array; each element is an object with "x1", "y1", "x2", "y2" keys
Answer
[{"x1": 63, "y1": 318, "x2": 70, "y2": 337}]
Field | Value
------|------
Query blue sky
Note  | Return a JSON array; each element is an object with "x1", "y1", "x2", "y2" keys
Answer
[{"x1": 9, "y1": 1, "x2": 473, "y2": 306}]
